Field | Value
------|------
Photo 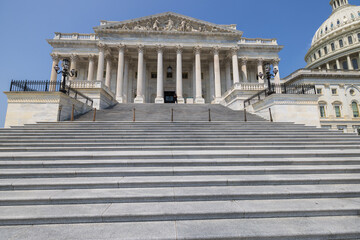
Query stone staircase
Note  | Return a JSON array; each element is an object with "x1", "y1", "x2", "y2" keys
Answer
[
  {"x1": 75, "y1": 103, "x2": 265, "y2": 121},
  {"x1": 0, "y1": 109, "x2": 360, "y2": 239}
]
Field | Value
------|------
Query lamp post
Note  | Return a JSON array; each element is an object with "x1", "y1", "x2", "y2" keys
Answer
[
  {"x1": 257, "y1": 63, "x2": 278, "y2": 95},
  {"x1": 54, "y1": 59, "x2": 77, "y2": 93}
]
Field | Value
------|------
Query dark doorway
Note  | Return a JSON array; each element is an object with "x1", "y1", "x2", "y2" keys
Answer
[{"x1": 164, "y1": 91, "x2": 175, "y2": 103}]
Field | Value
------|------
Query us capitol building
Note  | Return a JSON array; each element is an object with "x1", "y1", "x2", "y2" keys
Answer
[{"x1": 4, "y1": 0, "x2": 360, "y2": 133}]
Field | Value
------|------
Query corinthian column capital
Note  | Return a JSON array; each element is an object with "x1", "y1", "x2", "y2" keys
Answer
[
  {"x1": 193, "y1": 45, "x2": 202, "y2": 54},
  {"x1": 97, "y1": 43, "x2": 107, "y2": 51},
  {"x1": 212, "y1": 46, "x2": 220, "y2": 55},
  {"x1": 70, "y1": 54, "x2": 79, "y2": 62},
  {"x1": 137, "y1": 44, "x2": 145, "y2": 53},
  {"x1": 272, "y1": 58, "x2": 280, "y2": 65},
  {"x1": 230, "y1": 47, "x2": 239, "y2": 56},
  {"x1": 176, "y1": 45, "x2": 183, "y2": 54},
  {"x1": 117, "y1": 43, "x2": 126, "y2": 52},
  {"x1": 50, "y1": 53, "x2": 60, "y2": 61},
  {"x1": 156, "y1": 44, "x2": 164, "y2": 53},
  {"x1": 240, "y1": 57, "x2": 248, "y2": 65},
  {"x1": 257, "y1": 58, "x2": 264, "y2": 65}
]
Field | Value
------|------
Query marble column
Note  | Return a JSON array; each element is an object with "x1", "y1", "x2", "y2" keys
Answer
[
  {"x1": 231, "y1": 47, "x2": 240, "y2": 84},
  {"x1": 50, "y1": 54, "x2": 59, "y2": 91},
  {"x1": 87, "y1": 54, "x2": 95, "y2": 81},
  {"x1": 176, "y1": 45, "x2": 185, "y2": 103},
  {"x1": 336, "y1": 59, "x2": 341, "y2": 69},
  {"x1": 96, "y1": 44, "x2": 106, "y2": 81},
  {"x1": 225, "y1": 58, "x2": 232, "y2": 91},
  {"x1": 240, "y1": 58, "x2": 248, "y2": 83},
  {"x1": 116, "y1": 44, "x2": 125, "y2": 102},
  {"x1": 155, "y1": 45, "x2": 164, "y2": 103},
  {"x1": 123, "y1": 58, "x2": 129, "y2": 103},
  {"x1": 213, "y1": 47, "x2": 222, "y2": 103},
  {"x1": 208, "y1": 58, "x2": 214, "y2": 102},
  {"x1": 257, "y1": 59, "x2": 264, "y2": 84},
  {"x1": 70, "y1": 54, "x2": 78, "y2": 81},
  {"x1": 134, "y1": 45, "x2": 144, "y2": 103},
  {"x1": 194, "y1": 46, "x2": 205, "y2": 104},
  {"x1": 105, "y1": 54, "x2": 112, "y2": 88},
  {"x1": 272, "y1": 58, "x2": 281, "y2": 93},
  {"x1": 192, "y1": 59, "x2": 196, "y2": 100},
  {"x1": 347, "y1": 55, "x2": 353, "y2": 70},
  {"x1": 326, "y1": 63, "x2": 330, "y2": 70}
]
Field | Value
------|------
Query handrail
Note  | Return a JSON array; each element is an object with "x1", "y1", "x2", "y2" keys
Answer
[
  {"x1": 244, "y1": 83, "x2": 316, "y2": 108},
  {"x1": 9, "y1": 80, "x2": 93, "y2": 107}
]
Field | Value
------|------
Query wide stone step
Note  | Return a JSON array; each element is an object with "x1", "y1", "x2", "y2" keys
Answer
[
  {"x1": 1, "y1": 184, "x2": 359, "y2": 206},
  {"x1": 1, "y1": 165, "x2": 360, "y2": 178},
  {"x1": 1, "y1": 157, "x2": 360, "y2": 168},
  {"x1": 1, "y1": 216, "x2": 359, "y2": 240},
  {"x1": 0, "y1": 198, "x2": 359, "y2": 226},
  {"x1": 1, "y1": 173, "x2": 360, "y2": 191},
  {"x1": 1, "y1": 144, "x2": 360, "y2": 152}
]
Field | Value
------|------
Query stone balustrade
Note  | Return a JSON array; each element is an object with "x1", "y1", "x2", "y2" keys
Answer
[
  {"x1": 54, "y1": 33, "x2": 98, "y2": 40},
  {"x1": 239, "y1": 38, "x2": 277, "y2": 45}
]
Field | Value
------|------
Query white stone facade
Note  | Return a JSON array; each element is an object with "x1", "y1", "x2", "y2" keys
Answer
[{"x1": 47, "y1": 12, "x2": 283, "y2": 104}]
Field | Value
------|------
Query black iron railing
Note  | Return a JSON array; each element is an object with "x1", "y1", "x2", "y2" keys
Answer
[
  {"x1": 9, "y1": 80, "x2": 93, "y2": 107},
  {"x1": 244, "y1": 84, "x2": 316, "y2": 108},
  {"x1": 10, "y1": 80, "x2": 61, "y2": 92}
]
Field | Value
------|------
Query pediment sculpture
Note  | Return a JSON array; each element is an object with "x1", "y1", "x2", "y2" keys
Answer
[{"x1": 116, "y1": 16, "x2": 229, "y2": 33}]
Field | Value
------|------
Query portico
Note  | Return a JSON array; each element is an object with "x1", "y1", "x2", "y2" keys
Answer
[{"x1": 47, "y1": 12, "x2": 283, "y2": 106}]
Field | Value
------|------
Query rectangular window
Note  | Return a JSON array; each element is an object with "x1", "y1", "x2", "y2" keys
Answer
[
  {"x1": 348, "y1": 36, "x2": 353, "y2": 44},
  {"x1": 319, "y1": 106, "x2": 326, "y2": 118},
  {"x1": 331, "y1": 88, "x2": 337, "y2": 95},
  {"x1": 358, "y1": 33, "x2": 360, "y2": 42},
  {"x1": 331, "y1": 43, "x2": 335, "y2": 51},
  {"x1": 182, "y1": 72, "x2": 188, "y2": 79},
  {"x1": 316, "y1": 88, "x2": 322, "y2": 94},
  {"x1": 313, "y1": 54, "x2": 317, "y2": 60},
  {"x1": 318, "y1": 50, "x2": 321, "y2": 57},
  {"x1": 335, "y1": 106, "x2": 341, "y2": 118},
  {"x1": 352, "y1": 102, "x2": 359, "y2": 117},
  {"x1": 151, "y1": 72, "x2": 157, "y2": 79},
  {"x1": 339, "y1": 39, "x2": 344, "y2": 47},
  {"x1": 342, "y1": 61, "x2": 348, "y2": 70},
  {"x1": 324, "y1": 46, "x2": 328, "y2": 55},
  {"x1": 352, "y1": 59, "x2": 359, "y2": 69}
]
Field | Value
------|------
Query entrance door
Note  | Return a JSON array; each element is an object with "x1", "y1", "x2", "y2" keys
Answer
[{"x1": 164, "y1": 91, "x2": 175, "y2": 103}]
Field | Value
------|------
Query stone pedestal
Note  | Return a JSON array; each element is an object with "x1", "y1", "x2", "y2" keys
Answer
[{"x1": 155, "y1": 97, "x2": 164, "y2": 103}]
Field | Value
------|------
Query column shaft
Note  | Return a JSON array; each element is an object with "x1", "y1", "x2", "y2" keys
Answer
[
  {"x1": 96, "y1": 45, "x2": 106, "y2": 81},
  {"x1": 176, "y1": 47, "x2": 184, "y2": 103},
  {"x1": 213, "y1": 48, "x2": 221, "y2": 103},
  {"x1": 87, "y1": 55, "x2": 95, "y2": 81},
  {"x1": 326, "y1": 63, "x2": 330, "y2": 70},
  {"x1": 134, "y1": 45, "x2": 144, "y2": 103},
  {"x1": 194, "y1": 47, "x2": 204, "y2": 103},
  {"x1": 50, "y1": 54, "x2": 59, "y2": 91},
  {"x1": 116, "y1": 45, "x2": 125, "y2": 102},
  {"x1": 240, "y1": 58, "x2": 248, "y2": 83},
  {"x1": 231, "y1": 48, "x2": 240, "y2": 84},
  {"x1": 70, "y1": 55, "x2": 78, "y2": 81},
  {"x1": 105, "y1": 57, "x2": 112, "y2": 88},
  {"x1": 209, "y1": 59, "x2": 214, "y2": 101},
  {"x1": 336, "y1": 59, "x2": 341, "y2": 69},
  {"x1": 347, "y1": 55, "x2": 354, "y2": 70},
  {"x1": 155, "y1": 47, "x2": 164, "y2": 103},
  {"x1": 123, "y1": 58, "x2": 129, "y2": 103},
  {"x1": 225, "y1": 59, "x2": 232, "y2": 91},
  {"x1": 272, "y1": 59, "x2": 281, "y2": 93}
]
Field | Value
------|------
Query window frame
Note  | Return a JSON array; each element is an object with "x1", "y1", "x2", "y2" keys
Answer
[
  {"x1": 319, "y1": 105, "x2": 326, "y2": 118},
  {"x1": 334, "y1": 105, "x2": 342, "y2": 118},
  {"x1": 352, "y1": 101, "x2": 359, "y2": 118}
]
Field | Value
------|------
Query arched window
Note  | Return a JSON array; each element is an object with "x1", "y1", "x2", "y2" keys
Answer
[
  {"x1": 352, "y1": 102, "x2": 359, "y2": 117},
  {"x1": 351, "y1": 13, "x2": 355, "y2": 19},
  {"x1": 348, "y1": 36, "x2": 353, "y2": 44},
  {"x1": 331, "y1": 42, "x2": 335, "y2": 51},
  {"x1": 337, "y1": 19, "x2": 341, "y2": 25},
  {"x1": 357, "y1": 33, "x2": 360, "y2": 41},
  {"x1": 331, "y1": 23, "x2": 334, "y2": 28},
  {"x1": 325, "y1": 26, "x2": 328, "y2": 32},
  {"x1": 319, "y1": 104, "x2": 326, "y2": 118},
  {"x1": 324, "y1": 46, "x2": 328, "y2": 55},
  {"x1": 339, "y1": 39, "x2": 344, "y2": 47}
]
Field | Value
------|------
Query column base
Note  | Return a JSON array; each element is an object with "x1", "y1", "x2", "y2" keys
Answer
[
  {"x1": 195, "y1": 98, "x2": 205, "y2": 104},
  {"x1": 116, "y1": 96, "x2": 124, "y2": 103},
  {"x1": 155, "y1": 97, "x2": 164, "y2": 104},
  {"x1": 134, "y1": 96, "x2": 145, "y2": 103},
  {"x1": 177, "y1": 97, "x2": 185, "y2": 104},
  {"x1": 211, "y1": 98, "x2": 222, "y2": 104}
]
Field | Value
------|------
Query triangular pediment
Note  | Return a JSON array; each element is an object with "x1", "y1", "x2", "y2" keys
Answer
[{"x1": 95, "y1": 12, "x2": 242, "y2": 35}]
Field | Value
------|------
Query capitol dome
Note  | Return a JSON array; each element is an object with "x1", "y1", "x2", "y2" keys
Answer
[{"x1": 305, "y1": 0, "x2": 360, "y2": 70}]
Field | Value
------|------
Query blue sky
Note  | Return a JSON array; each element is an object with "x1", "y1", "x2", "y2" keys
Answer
[{"x1": 0, "y1": 0, "x2": 356, "y2": 127}]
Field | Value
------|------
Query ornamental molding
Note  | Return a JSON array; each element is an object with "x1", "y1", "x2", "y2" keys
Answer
[
  {"x1": 95, "y1": 12, "x2": 243, "y2": 36},
  {"x1": 5, "y1": 92, "x2": 64, "y2": 103}
]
